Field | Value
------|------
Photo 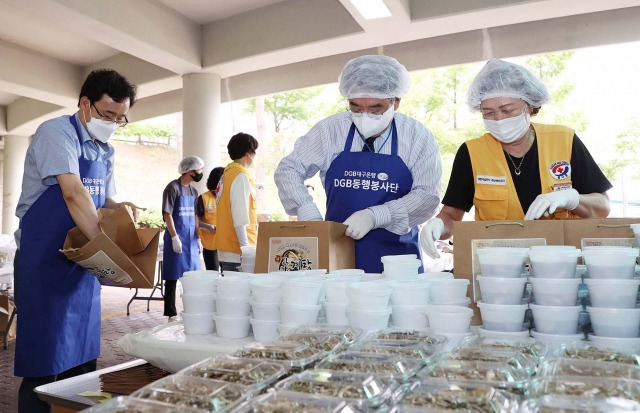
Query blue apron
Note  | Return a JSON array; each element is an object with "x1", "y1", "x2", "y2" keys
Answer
[
  {"x1": 163, "y1": 181, "x2": 200, "y2": 280},
  {"x1": 325, "y1": 119, "x2": 424, "y2": 274},
  {"x1": 15, "y1": 115, "x2": 104, "y2": 377}
]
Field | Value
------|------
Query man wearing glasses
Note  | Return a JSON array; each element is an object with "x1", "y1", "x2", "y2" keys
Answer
[{"x1": 14, "y1": 69, "x2": 138, "y2": 412}]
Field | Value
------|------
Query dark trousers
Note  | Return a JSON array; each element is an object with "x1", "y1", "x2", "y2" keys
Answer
[
  {"x1": 19, "y1": 359, "x2": 97, "y2": 413},
  {"x1": 203, "y1": 249, "x2": 219, "y2": 272},
  {"x1": 220, "y1": 262, "x2": 241, "y2": 275},
  {"x1": 163, "y1": 280, "x2": 178, "y2": 317}
]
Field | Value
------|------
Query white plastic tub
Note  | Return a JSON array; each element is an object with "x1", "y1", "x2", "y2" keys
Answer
[
  {"x1": 181, "y1": 293, "x2": 216, "y2": 314},
  {"x1": 304, "y1": 269, "x2": 328, "y2": 276},
  {"x1": 346, "y1": 282, "x2": 393, "y2": 310},
  {"x1": 417, "y1": 272, "x2": 454, "y2": 281},
  {"x1": 430, "y1": 279, "x2": 470, "y2": 304},
  {"x1": 278, "y1": 324, "x2": 297, "y2": 335},
  {"x1": 529, "y1": 278, "x2": 582, "y2": 306},
  {"x1": 324, "y1": 301, "x2": 349, "y2": 325},
  {"x1": 216, "y1": 277, "x2": 251, "y2": 298},
  {"x1": 477, "y1": 301, "x2": 528, "y2": 332},
  {"x1": 478, "y1": 327, "x2": 530, "y2": 339},
  {"x1": 424, "y1": 305, "x2": 473, "y2": 334},
  {"x1": 476, "y1": 248, "x2": 529, "y2": 278},
  {"x1": 588, "y1": 334, "x2": 640, "y2": 352},
  {"x1": 584, "y1": 279, "x2": 640, "y2": 309},
  {"x1": 530, "y1": 304, "x2": 581, "y2": 335},
  {"x1": 279, "y1": 302, "x2": 321, "y2": 325},
  {"x1": 324, "y1": 278, "x2": 360, "y2": 303},
  {"x1": 583, "y1": 248, "x2": 640, "y2": 279},
  {"x1": 181, "y1": 311, "x2": 215, "y2": 335},
  {"x1": 531, "y1": 329, "x2": 584, "y2": 351},
  {"x1": 250, "y1": 318, "x2": 280, "y2": 342},
  {"x1": 180, "y1": 275, "x2": 216, "y2": 295},
  {"x1": 330, "y1": 269, "x2": 365, "y2": 277},
  {"x1": 442, "y1": 332, "x2": 474, "y2": 351},
  {"x1": 381, "y1": 257, "x2": 422, "y2": 280},
  {"x1": 240, "y1": 246, "x2": 256, "y2": 256},
  {"x1": 345, "y1": 306, "x2": 392, "y2": 332},
  {"x1": 390, "y1": 305, "x2": 429, "y2": 328},
  {"x1": 183, "y1": 270, "x2": 218, "y2": 278},
  {"x1": 529, "y1": 248, "x2": 582, "y2": 279},
  {"x1": 215, "y1": 296, "x2": 251, "y2": 317},
  {"x1": 390, "y1": 281, "x2": 430, "y2": 306},
  {"x1": 250, "y1": 300, "x2": 280, "y2": 321},
  {"x1": 586, "y1": 307, "x2": 640, "y2": 338},
  {"x1": 250, "y1": 275, "x2": 287, "y2": 303},
  {"x1": 476, "y1": 276, "x2": 527, "y2": 305},
  {"x1": 281, "y1": 280, "x2": 323, "y2": 305},
  {"x1": 436, "y1": 297, "x2": 472, "y2": 307},
  {"x1": 213, "y1": 313, "x2": 250, "y2": 339},
  {"x1": 362, "y1": 273, "x2": 384, "y2": 282}
]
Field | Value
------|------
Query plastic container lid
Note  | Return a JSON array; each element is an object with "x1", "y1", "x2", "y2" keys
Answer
[
  {"x1": 530, "y1": 329, "x2": 585, "y2": 342},
  {"x1": 530, "y1": 245, "x2": 577, "y2": 250},
  {"x1": 528, "y1": 376, "x2": 640, "y2": 401},
  {"x1": 476, "y1": 275, "x2": 528, "y2": 284},
  {"x1": 477, "y1": 301, "x2": 528, "y2": 311},
  {"x1": 538, "y1": 357, "x2": 640, "y2": 379},
  {"x1": 418, "y1": 361, "x2": 529, "y2": 394},
  {"x1": 446, "y1": 347, "x2": 537, "y2": 375},
  {"x1": 81, "y1": 396, "x2": 198, "y2": 412},
  {"x1": 520, "y1": 395, "x2": 640, "y2": 413},
  {"x1": 250, "y1": 275, "x2": 287, "y2": 289},
  {"x1": 232, "y1": 343, "x2": 324, "y2": 371},
  {"x1": 381, "y1": 254, "x2": 418, "y2": 262},
  {"x1": 554, "y1": 342, "x2": 640, "y2": 365},
  {"x1": 457, "y1": 335, "x2": 549, "y2": 359},
  {"x1": 347, "y1": 282, "x2": 393, "y2": 294},
  {"x1": 349, "y1": 340, "x2": 439, "y2": 362},
  {"x1": 183, "y1": 270, "x2": 218, "y2": 278},
  {"x1": 235, "y1": 390, "x2": 357, "y2": 413},
  {"x1": 369, "y1": 328, "x2": 448, "y2": 347},
  {"x1": 274, "y1": 332, "x2": 345, "y2": 354},
  {"x1": 291, "y1": 324, "x2": 364, "y2": 344},
  {"x1": 476, "y1": 247, "x2": 529, "y2": 256},
  {"x1": 315, "y1": 352, "x2": 422, "y2": 382},
  {"x1": 583, "y1": 248, "x2": 640, "y2": 257},
  {"x1": 177, "y1": 357, "x2": 286, "y2": 391},
  {"x1": 528, "y1": 277, "x2": 582, "y2": 285}
]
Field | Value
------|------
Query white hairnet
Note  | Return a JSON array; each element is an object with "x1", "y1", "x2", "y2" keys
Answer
[
  {"x1": 466, "y1": 59, "x2": 551, "y2": 112},
  {"x1": 178, "y1": 156, "x2": 204, "y2": 174},
  {"x1": 339, "y1": 55, "x2": 411, "y2": 99}
]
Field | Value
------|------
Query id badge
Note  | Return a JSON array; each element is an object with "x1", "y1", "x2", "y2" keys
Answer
[{"x1": 552, "y1": 182, "x2": 573, "y2": 192}]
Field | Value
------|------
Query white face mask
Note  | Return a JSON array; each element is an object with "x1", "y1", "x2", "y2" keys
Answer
[
  {"x1": 483, "y1": 108, "x2": 531, "y2": 144},
  {"x1": 83, "y1": 106, "x2": 119, "y2": 143},
  {"x1": 350, "y1": 102, "x2": 395, "y2": 139}
]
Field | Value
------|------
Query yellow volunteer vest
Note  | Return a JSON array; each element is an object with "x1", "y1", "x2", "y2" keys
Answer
[
  {"x1": 214, "y1": 163, "x2": 258, "y2": 254},
  {"x1": 466, "y1": 123, "x2": 578, "y2": 221},
  {"x1": 199, "y1": 190, "x2": 217, "y2": 250}
]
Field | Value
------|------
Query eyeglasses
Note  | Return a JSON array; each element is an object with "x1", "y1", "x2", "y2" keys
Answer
[
  {"x1": 349, "y1": 99, "x2": 394, "y2": 115},
  {"x1": 92, "y1": 104, "x2": 129, "y2": 127}
]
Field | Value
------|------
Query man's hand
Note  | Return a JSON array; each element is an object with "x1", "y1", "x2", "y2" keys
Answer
[
  {"x1": 171, "y1": 235, "x2": 183, "y2": 253},
  {"x1": 525, "y1": 189, "x2": 580, "y2": 220},
  {"x1": 343, "y1": 209, "x2": 375, "y2": 240},
  {"x1": 206, "y1": 225, "x2": 216, "y2": 235},
  {"x1": 420, "y1": 218, "x2": 444, "y2": 259},
  {"x1": 197, "y1": 238, "x2": 203, "y2": 254},
  {"x1": 104, "y1": 198, "x2": 144, "y2": 222}
]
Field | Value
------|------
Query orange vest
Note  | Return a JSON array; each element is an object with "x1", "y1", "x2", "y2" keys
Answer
[
  {"x1": 466, "y1": 123, "x2": 579, "y2": 221},
  {"x1": 213, "y1": 163, "x2": 258, "y2": 254},
  {"x1": 199, "y1": 190, "x2": 217, "y2": 250}
]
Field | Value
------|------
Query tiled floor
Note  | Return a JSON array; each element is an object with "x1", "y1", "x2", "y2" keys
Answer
[{"x1": 0, "y1": 286, "x2": 181, "y2": 413}]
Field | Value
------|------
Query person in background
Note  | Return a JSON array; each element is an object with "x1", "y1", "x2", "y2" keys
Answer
[
  {"x1": 215, "y1": 133, "x2": 259, "y2": 273},
  {"x1": 14, "y1": 69, "x2": 138, "y2": 413},
  {"x1": 162, "y1": 156, "x2": 204, "y2": 318},
  {"x1": 197, "y1": 167, "x2": 224, "y2": 271}
]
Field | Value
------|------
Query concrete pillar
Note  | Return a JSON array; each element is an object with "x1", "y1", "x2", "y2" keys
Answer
[
  {"x1": 3, "y1": 135, "x2": 28, "y2": 235},
  {"x1": 182, "y1": 73, "x2": 222, "y2": 194}
]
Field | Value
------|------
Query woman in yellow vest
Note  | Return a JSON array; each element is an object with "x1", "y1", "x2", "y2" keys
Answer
[
  {"x1": 421, "y1": 59, "x2": 612, "y2": 259},
  {"x1": 214, "y1": 133, "x2": 259, "y2": 273},
  {"x1": 197, "y1": 167, "x2": 224, "y2": 271}
]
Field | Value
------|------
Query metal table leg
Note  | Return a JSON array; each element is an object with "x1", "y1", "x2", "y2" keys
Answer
[
  {"x1": 3, "y1": 307, "x2": 16, "y2": 350},
  {"x1": 127, "y1": 260, "x2": 165, "y2": 316}
]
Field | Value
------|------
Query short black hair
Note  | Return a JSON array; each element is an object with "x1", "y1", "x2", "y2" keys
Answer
[
  {"x1": 227, "y1": 133, "x2": 259, "y2": 161},
  {"x1": 207, "y1": 167, "x2": 225, "y2": 191},
  {"x1": 78, "y1": 69, "x2": 137, "y2": 107}
]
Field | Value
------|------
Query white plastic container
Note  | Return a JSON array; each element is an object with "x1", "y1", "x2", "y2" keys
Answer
[
  {"x1": 362, "y1": 273, "x2": 384, "y2": 282},
  {"x1": 584, "y1": 279, "x2": 640, "y2": 309},
  {"x1": 250, "y1": 275, "x2": 287, "y2": 303},
  {"x1": 390, "y1": 305, "x2": 429, "y2": 328},
  {"x1": 304, "y1": 269, "x2": 328, "y2": 276},
  {"x1": 477, "y1": 301, "x2": 528, "y2": 332},
  {"x1": 183, "y1": 270, "x2": 218, "y2": 278},
  {"x1": 281, "y1": 280, "x2": 323, "y2": 305},
  {"x1": 180, "y1": 311, "x2": 215, "y2": 335},
  {"x1": 180, "y1": 293, "x2": 216, "y2": 314},
  {"x1": 278, "y1": 324, "x2": 297, "y2": 335},
  {"x1": 529, "y1": 248, "x2": 582, "y2": 279},
  {"x1": 324, "y1": 301, "x2": 349, "y2": 325},
  {"x1": 424, "y1": 305, "x2": 473, "y2": 334},
  {"x1": 330, "y1": 269, "x2": 365, "y2": 277},
  {"x1": 530, "y1": 329, "x2": 584, "y2": 351},
  {"x1": 279, "y1": 302, "x2": 321, "y2": 325},
  {"x1": 476, "y1": 248, "x2": 529, "y2": 278},
  {"x1": 324, "y1": 278, "x2": 360, "y2": 303},
  {"x1": 529, "y1": 278, "x2": 582, "y2": 306},
  {"x1": 215, "y1": 296, "x2": 251, "y2": 317},
  {"x1": 250, "y1": 318, "x2": 280, "y2": 342},
  {"x1": 442, "y1": 331, "x2": 474, "y2": 351},
  {"x1": 250, "y1": 300, "x2": 280, "y2": 321},
  {"x1": 586, "y1": 306, "x2": 640, "y2": 338},
  {"x1": 476, "y1": 276, "x2": 527, "y2": 305},
  {"x1": 417, "y1": 272, "x2": 454, "y2": 281},
  {"x1": 582, "y1": 248, "x2": 640, "y2": 279},
  {"x1": 381, "y1": 257, "x2": 422, "y2": 280},
  {"x1": 530, "y1": 304, "x2": 581, "y2": 335},
  {"x1": 346, "y1": 282, "x2": 393, "y2": 310},
  {"x1": 478, "y1": 327, "x2": 530, "y2": 339},
  {"x1": 436, "y1": 297, "x2": 472, "y2": 307},
  {"x1": 240, "y1": 263, "x2": 255, "y2": 274},
  {"x1": 588, "y1": 334, "x2": 640, "y2": 352},
  {"x1": 180, "y1": 275, "x2": 216, "y2": 295},
  {"x1": 345, "y1": 306, "x2": 392, "y2": 332},
  {"x1": 390, "y1": 281, "x2": 430, "y2": 306},
  {"x1": 240, "y1": 246, "x2": 256, "y2": 256},
  {"x1": 216, "y1": 277, "x2": 251, "y2": 298},
  {"x1": 429, "y1": 279, "x2": 470, "y2": 304},
  {"x1": 213, "y1": 314, "x2": 250, "y2": 339}
]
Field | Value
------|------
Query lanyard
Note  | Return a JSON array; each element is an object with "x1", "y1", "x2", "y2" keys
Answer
[{"x1": 357, "y1": 121, "x2": 394, "y2": 153}]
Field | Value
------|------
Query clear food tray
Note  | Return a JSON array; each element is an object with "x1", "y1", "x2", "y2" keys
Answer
[
  {"x1": 82, "y1": 396, "x2": 202, "y2": 412},
  {"x1": 131, "y1": 376, "x2": 252, "y2": 412},
  {"x1": 292, "y1": 324, "x2": 364, "y2": 344},
  {"x1": 315, "y1": 352, "x2": 421, "y2": 382},
  {"x1": 235, "y1": 391, "x2": 362, "y2": 413},
  {"x1": 554, "y1": 342, "x2": 640, "y2": 366},
  {"x1": 348, "y1": 341, "x2": 440, "y2": 363},
  {"x1": 391, "y1": 380, "x2": 519, "y2": 413},
  {"x1": 233, "y1": 343, "x2": 324, "y2": 373},
  {"x1": 275, "y1": 369, "x2": 394, "y2": 407},
  {"x1": 274, "y1": 333, "x2": 346, "y2": 354},
  {"x1": 520, "y1": 394, "x2": 640, "y2": 412},
  {"x1": 367, "y1": 329, "x2": 447, "y2": 348},
  {"x1": 538, "y1": 358, "x2": 640, "y2": 379},
  {"x1": 177, "y1": 357, "x2": 287, "y2": 391},
  {"x1": 446, "y1": 348, "x2": 537, "y2": 376},
  {"x1": 528, "y1": 377, "x2": 640, "y2": 402},
  {"x1": 457, "y1": 335, "x2": 548, "y2": 359}
]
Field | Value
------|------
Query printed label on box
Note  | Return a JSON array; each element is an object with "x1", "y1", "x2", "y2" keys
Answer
[
  {"x1": 77, "y1": 251, "x2": 133, "y2": 286},
  {"x1": 581, "y1": 238, "x2": 638, "y2": 248},
  {"x1": 268, "y1": 237, "x2": 319, "y2": 272}
]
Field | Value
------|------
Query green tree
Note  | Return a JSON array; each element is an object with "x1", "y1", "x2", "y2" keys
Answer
[
  {"x1": 114, "y1": 123, "x2": 176, "y2": 146},
  {"x1": 245, "y1": 88, "x2": 324, "y2": 133},
  {"x1": 602, "y1": 116, "x2": 640, "y2": 181}
]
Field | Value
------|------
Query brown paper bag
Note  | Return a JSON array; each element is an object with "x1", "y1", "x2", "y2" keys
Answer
[{"x1": 563, "y1": 218, "x2": 640, "y2": 251}]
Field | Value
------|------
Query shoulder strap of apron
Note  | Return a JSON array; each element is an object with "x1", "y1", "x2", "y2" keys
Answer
[
  {"x1": 68, "y1": 115, "x2": 85, "y2": 159},
  {"x1": 178, "y1": 180, "x2": 194, "y2": 196},
  {"x1": 344, "y1": 124, "x2": 357, "y2": 152},
  {"x1": 345, "y1": 119, "x2": 398, "y2": 155}
]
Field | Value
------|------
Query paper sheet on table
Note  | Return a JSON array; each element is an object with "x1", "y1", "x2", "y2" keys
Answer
[{"x1": 117, "y1": 322, "x2": 255, "y2": 373}]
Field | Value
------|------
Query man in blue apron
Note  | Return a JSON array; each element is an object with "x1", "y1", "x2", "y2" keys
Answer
[
  {"x1": 275, "y1": 55, "x2": 442, "y2": 273},
  {"x1": 14, "y1": 69, "x2": 138, "y2": 413}
]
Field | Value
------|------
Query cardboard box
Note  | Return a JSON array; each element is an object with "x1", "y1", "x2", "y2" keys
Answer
[
  {"x1": 0, "y1": 293, "x2": 15, "y2": 339},
  {"x1": 62, "y1": 206, "x2": 160, "y2": 288},
  {"x1": 255, "y1": 221, "x2": 355, "y2": 273}
]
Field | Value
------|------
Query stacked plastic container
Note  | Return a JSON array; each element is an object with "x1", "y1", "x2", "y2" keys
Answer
[
  {"x1": 345, "y1": 281, "x2": 393, "y2": 331},
  {"x1": 239, "y1": 246, "x2": 256, "y2": 273},
  {"x1": 323, "y1": 269, "x2": 363, "y2": 326},
  {"x1": 249, "y1": 275, "x2": 287, "y2": 342},
  {"x1": 276, "y1": 271, "x2": 329, "y2": 334},
  {"x1": 213, "y1": 274, "x2": 253, "y2": 339},
  {"x1": 179, "y1": 270, "x2": 217, "y2": 335}
]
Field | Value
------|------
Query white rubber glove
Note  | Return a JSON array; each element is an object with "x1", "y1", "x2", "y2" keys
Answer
[
  {"x1": 297, "y1": 203, "x2": 323, "y2": 222},
  {"x1": 524, "y1": 189, "x2": 580, "y2": 220},
  {"x1": 344, "y1": 209, "x2": 376, "y2": 240},
  {"x1": 420, "y1": 218, "x2": 444, "y2": 259},
  {"x1": 197, "y1": 238, "x2": 203, "y2": 253},
  {"x1": 171, "y1": 235, "x2": 183, "y2": 253}
]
